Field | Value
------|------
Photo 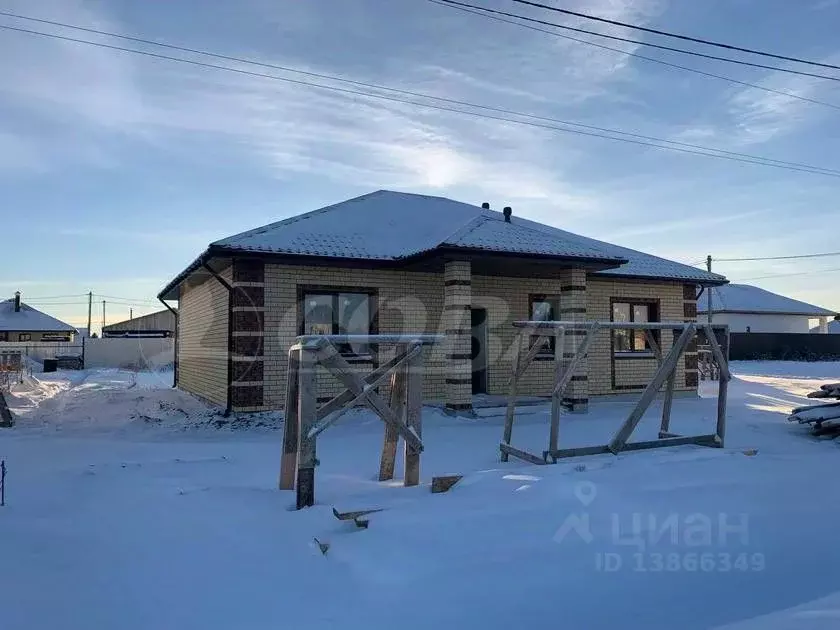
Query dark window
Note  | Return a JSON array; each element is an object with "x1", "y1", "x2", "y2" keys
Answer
[
  {"x1": 529, "y1": 295, "x2": 561, "y2": 358},
  {"x1": 612, "y1": 301, "x2": 659, "y2": 355},
  {"x1": 18, "y1": 333, "x2": 31, "y2": 342},
  {"x1": 302, "y1": 291, "x2": 374, "y2": 357},
  {"x1": 0, "y1": 332, "x2": 7, "y2": 342}
]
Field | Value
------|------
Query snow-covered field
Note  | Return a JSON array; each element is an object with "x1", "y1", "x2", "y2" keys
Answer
[{"x1": 2, "y1": 362, "x2": 840, "y2": 629}]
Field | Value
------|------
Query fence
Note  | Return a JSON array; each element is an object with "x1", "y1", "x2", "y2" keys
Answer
[
  {"x1": 0, "y1": 341, "x2": 82, "y2": 363},
  {"x1": 83, "y1": 338, "x2": 174, "y2": 370},
  {"x1": 729, "y1": 332, "x2": 840, "y2": 361}
]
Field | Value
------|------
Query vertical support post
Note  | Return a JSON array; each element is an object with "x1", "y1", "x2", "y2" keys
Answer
[
  {"x1": 296, "y1": 345, "x2": 318, "y2": 509},
  {"x1": 501, "y1": 330, "x2": 524, "y2": 462},
  {"x1": 659, "y1": 328, "x2": 677, "y2": 436},
  {"x1": 379, "y1": 350, "x2": 406, "y2": 481},
  {"x1": 404, "y1": 344, "x2": 424, "y2": 487},
  {"x1": 278, "y1": 346, "x2": 300, "y2": 490},
  {"x1": 715, "y1": 326, "x2": 730, "y2": 446},
  {"x1": 444, "y1": 260, "x2": 472, "y2": 412},
  {"x1": 562, "y1": 270, "x2": 589, "y2": 413},
  {"x1": 706, "y1": 257, "x2": 713, "y2": 325},
  {"x1": 548, "y1": 327, "x2": 566, "y2": 455}
]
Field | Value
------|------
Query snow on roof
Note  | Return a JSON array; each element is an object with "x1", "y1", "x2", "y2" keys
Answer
[
  {"x1": 699, "y1": 284, "x2": 838, "y2": 316},
  {"x1": 210, "y1": 190, "x2": 725, "y2": 283},
  {"x1": 0, "y1": 299, "x2": 78, "y2": 333}
]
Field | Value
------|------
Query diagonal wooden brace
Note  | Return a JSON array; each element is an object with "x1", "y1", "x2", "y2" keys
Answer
[
  {"x1": 308, "y1": 344, "x2": 423, "y2": 439},
  {"x1": 315, "y1": 342, "x2": 423, "y2": 452}
]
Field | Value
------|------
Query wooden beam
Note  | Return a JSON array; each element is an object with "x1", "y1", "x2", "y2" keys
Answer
[
  {"x1": 501, "y1": 330, "x2": 523, "y2": 462},
  {"x1": 310, "y1": 344, "x2": 422, "y2": 439},
  {"x1": 296, "y1": 347, "x2": 318, "y2": 509},
  {"x1": 499, "y1": 443, "x2": 547, "y2": 465},
  {"x1": 431, "y1": 475, "x2": 463, "y2": 493},
  {"x1": 548, "y1": 327, "x2": 566, "y2": 454},
  {"x1": 514, "y1": 320, "x2": 727, "y2": 331},
  {"x1": 403, "y1": 346, "x2": 424, "y2": 487},
  {"x1": 379, "y1": 363, "x2": 406, "y2": 482},
  {"x1": 659, "y1": 333, "x2": 677, "y2": 437},
  {"x1": 315, "y1": 343, "x2": 423, "y2": 451},
  {"x1": 608, "y1": 324, "x2": 695, "y2": 454},
  {"x1": 714, "y1": 327, "x2": 730, "y2": 446},
  {"x1": 552, "y1": 323, "x2": 599, "y2": 396},
  {"x1": 620, "y1": 434, "x2": 719, "y2": 452},
  {"x1": 545, "y1": 444, "x2": 611, "y2": 460},
  {"x1": 278, "y1": 346, "x2": 300, "y2": 490},
  {"x1": 702, "y1": 324, "x2": 732, "y2": 382},
  {"x1": 643, "y1": 328, "x2": 663, "y2": 362},
  {"x1": 297, "y1": 334, "x2": 442, "y2": 345}
]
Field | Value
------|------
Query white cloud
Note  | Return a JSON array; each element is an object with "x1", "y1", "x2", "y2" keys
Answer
[{"x1": 725, "y1": 54, "x2": 840, "y2": 144}]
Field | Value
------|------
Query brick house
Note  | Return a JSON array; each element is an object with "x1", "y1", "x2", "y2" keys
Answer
[{"x1": 158, "y1": 190, "x2": 726, "y2": 414}]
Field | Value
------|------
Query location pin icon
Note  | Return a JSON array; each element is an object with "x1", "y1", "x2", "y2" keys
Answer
[{"x1": 574, "y1": 481, "x2": 597, "y2": 506}]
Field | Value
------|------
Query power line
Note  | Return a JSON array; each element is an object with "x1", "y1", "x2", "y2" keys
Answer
[
  {"x1": 716, "y1": 251, "x2": 840, "y2": 262},
  {"x1": 7, "y1": 12, "x2": 840, "y2": 173},
  {"x1": 95, "y1": 294, "x2": 159, "y2": 303},
  {"x1": 432, "y1": 0, "x2": 840, "y2": 83},
  {"x1": 738, "y1": 266, "x2": 840, "y2": 281},
  {"x1": 509, "y1": 0, "x2": 840, "y2": 72},
  {"x1": 2, "y1": 23, "x2": 840, "y2": 179},
  {"x1": 426, "y1": 0, "x2": 840, "y2": 112}
]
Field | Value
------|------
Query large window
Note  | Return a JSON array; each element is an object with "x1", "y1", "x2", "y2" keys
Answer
[
  {"x1": 529, "y1": 295, "x2": 561, "y2": 358},
  {"x1": 302, "y1": 290, "x2": 374, "y2": 357},
  {"x1": 612, "y1": 300, "x2": 658, "y2": 355},
  {"x1": 18, "y1": 333, "x2": 31, "y2": 342}
]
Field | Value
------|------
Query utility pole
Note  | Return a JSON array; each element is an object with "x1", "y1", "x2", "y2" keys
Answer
[
  {"x1": 706, "y1": 255, "x2": 713, "y2": 324},
  {"x1": 87, "y1": 292, "x2": 93, "y2": 337},
  {"x1": 102, "y1": 300, "x2": 106, "y2": 334},
  {"x1": 130, "y1": 308, "x2": 133, "y2": 320}
]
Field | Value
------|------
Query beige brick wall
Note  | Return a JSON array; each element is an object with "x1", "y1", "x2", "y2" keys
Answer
[
  {"x1": 472, "y1": 271, "x2": 578, "y2": 397},
  {"x1": 178, "y1": 269, "x2": 230, "y2": 407},
  {"x1": 263, "y1": 264, "x2": 446, "y2": 408},
  {"x1": 586, "y1": 277, "x2": 690, "y2": 397}
]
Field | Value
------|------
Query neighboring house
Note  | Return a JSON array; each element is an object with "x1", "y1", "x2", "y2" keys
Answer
[
  {"x1": 698, "y1": 284, "x2": 838, "y2": 333},
  {"x1": 102, "y1": 308, "x2": 177, "y2": 337},
  {"x1": 158, "y1": 190, "x2": 725, "y2": 414},
  {"x1": 811, "y1": 319, "x2": 840, "y2": 334},
  {"x1": 0, "y1": 292, "x2": 77, "y2": 342}
]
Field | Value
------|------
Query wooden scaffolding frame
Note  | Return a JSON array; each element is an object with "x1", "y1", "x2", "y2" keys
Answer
[
  {"x1": 279, "y1": 334, "x2": 442, "y2": 509},
  {"x1": 500, "y1": 320, "x2": 731, "y2": 464}
]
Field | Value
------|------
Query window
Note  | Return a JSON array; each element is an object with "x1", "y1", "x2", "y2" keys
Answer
[
  {"x1": 612, "y1": 300, "x2": 658, "y2": 355},
  {"x1": 302, "y1": 290, "x2": 374, "y2": 357},
  {"x1": 0, "y1": 332, "x2": 7, "y2": 342},
  {"x1": 529, "y1": 295, "x2": 561, "y2": 358},
  {"x1": 18, "y1": 333, "x2": 31, "y2": 342}
]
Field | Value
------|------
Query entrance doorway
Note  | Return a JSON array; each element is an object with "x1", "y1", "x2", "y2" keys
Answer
[{"x1": 471, "y1": 308, "x2": 488, "y2": 394}]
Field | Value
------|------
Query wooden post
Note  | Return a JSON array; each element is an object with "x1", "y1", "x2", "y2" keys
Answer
[
  {"x1": 715, "y1": 326, "x2": 730, "y2": 446},
  {"x1": 609, "y1": 324, "x2": 695, "y2": 454},
  {"x1": 658, "y1": 329, "x2": 676, "y2": 437},
  {"x1": 548, "y1": 327, "x2": 566, "y2": 455},
  {"x1": 379, "y1": 353, "x2": 406, "y2": 481},
  {"x1": 279, "y1": 346, "x2": 300, "y2": 490},
  {"x1": 404, "y1": 345, "x2": 424, "y2": 486},
  {"x1": 296, "y1": 345, "x2": 318, "y2": 509},
  {"x1": 501, "y1": 330, "x2": 524, "y2": 462}
]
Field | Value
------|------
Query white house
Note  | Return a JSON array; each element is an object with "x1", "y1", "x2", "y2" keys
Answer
[{"x1": 698, "y1": 284, "x2": 837, "y2": 333}]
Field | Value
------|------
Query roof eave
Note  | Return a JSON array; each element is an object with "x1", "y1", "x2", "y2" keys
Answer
[{"x1": 597, "y1": 272, "x2": 728, "y2": 286}]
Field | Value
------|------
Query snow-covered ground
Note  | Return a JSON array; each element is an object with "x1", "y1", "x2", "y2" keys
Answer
[{"x1": 1, "y1": 362, "x2": 840, "y2": 629}]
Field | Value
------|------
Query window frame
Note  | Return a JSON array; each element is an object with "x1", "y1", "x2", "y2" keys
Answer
[
  {"x1": 297, "y1": 286, "x2": 378, "y2": 361},
  {"x1": 610, "y1": 298, "x2": 660, "y2": 358},
  {"x1": 18, "y1": 333, "x2": 32, "y2": 342},
  {"x1": 528, "y1": 294, "x2": 562, "y2": 360},
  {"x1": 0, "y1": 331, "x2": 7, "y2": 342}
]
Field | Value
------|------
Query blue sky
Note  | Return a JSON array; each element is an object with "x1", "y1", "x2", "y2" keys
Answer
[{"x1": 1, "y1": 0, "x2": 839, "y2": 332}]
